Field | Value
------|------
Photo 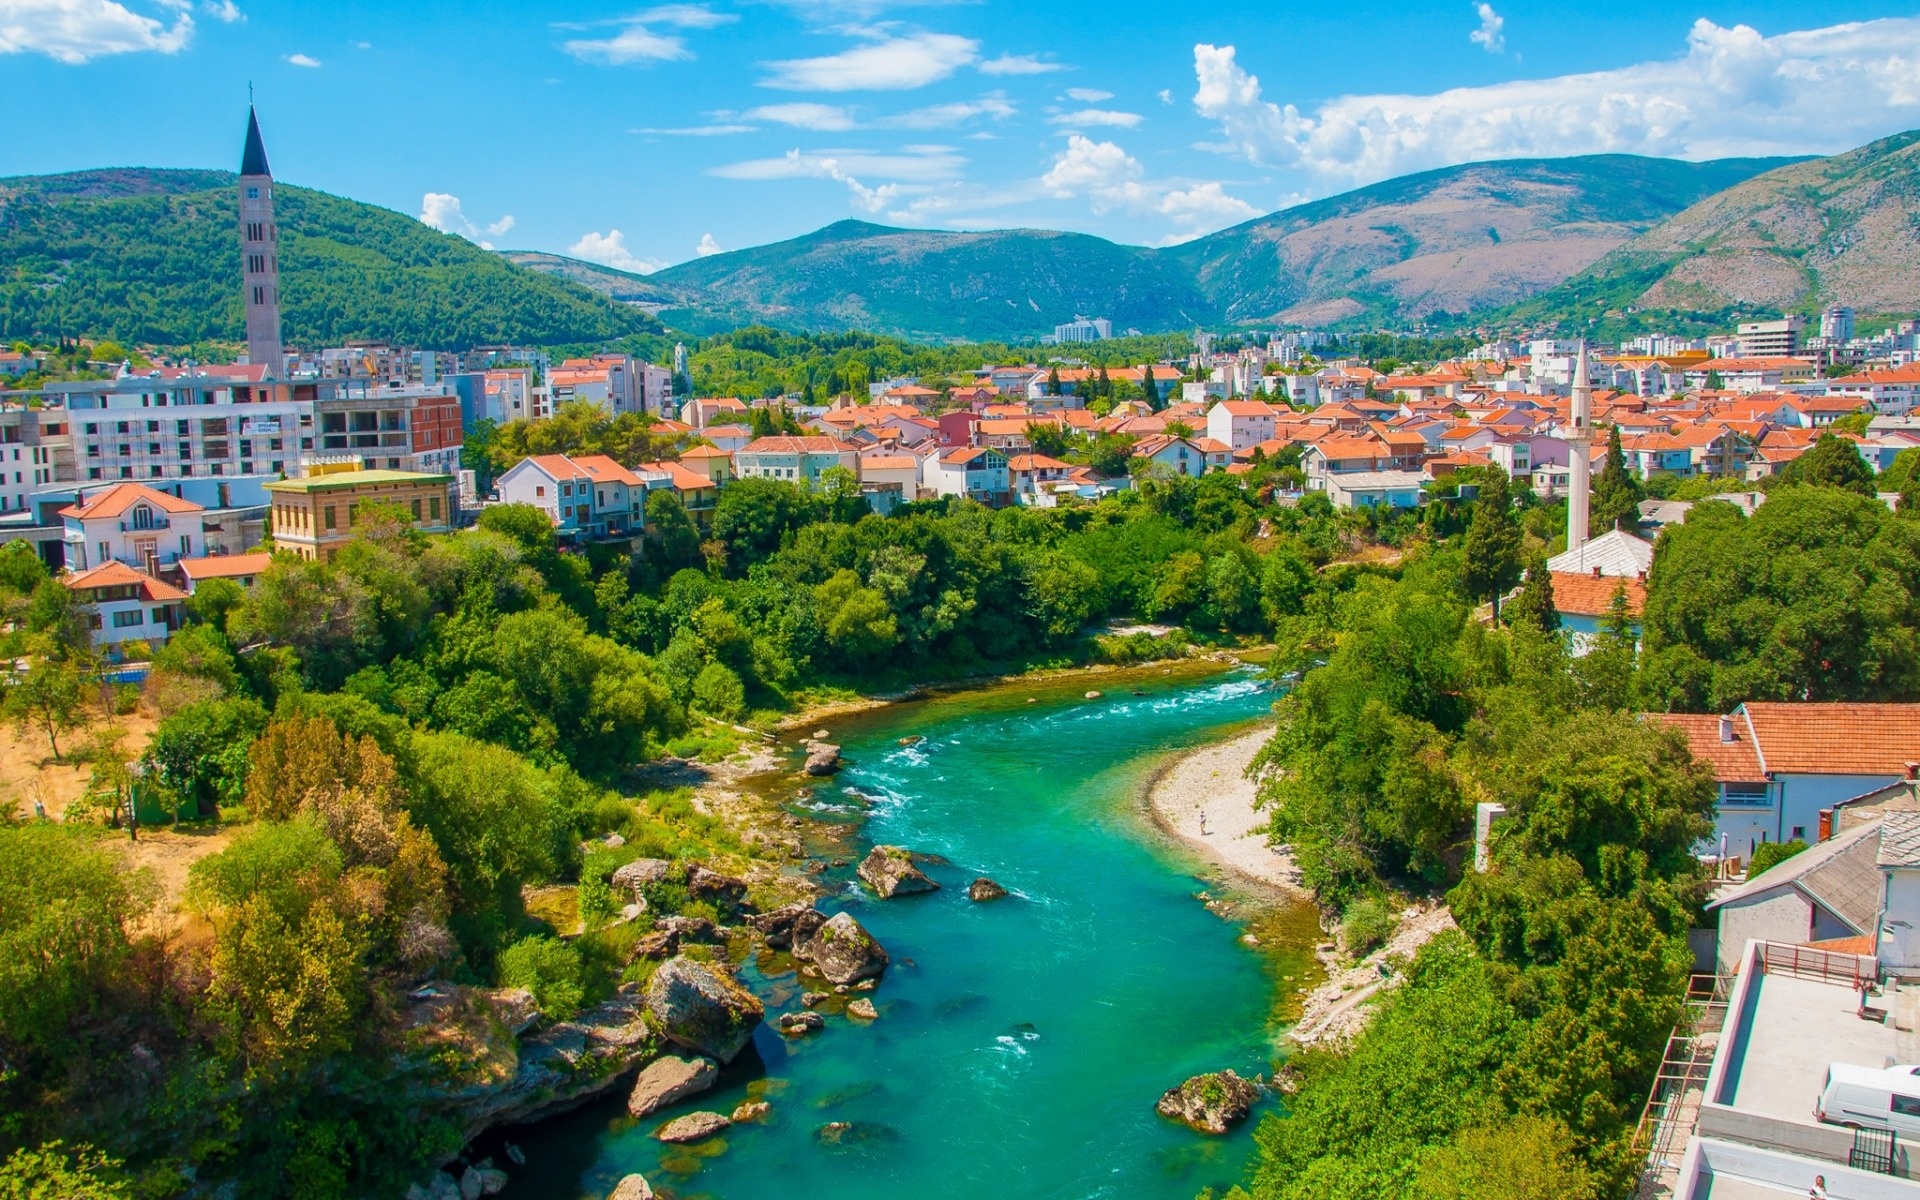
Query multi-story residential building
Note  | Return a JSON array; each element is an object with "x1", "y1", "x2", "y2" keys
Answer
[
  {"x1": 59, "y1": 483, "x2": 206, "y2": 574},
  {"x1": 313, "y1": 384, "x2": 463, "y2": 474},
  {"x1": 493, "y1": 454, "x2": 646, "y2": 541},
  {"x1": 1206, "y1": 400, "x2": 1281, "y2": 450},
  {"x1": 1735, "y1": 316, "x2": 1805, "y2": 358},
  {"x1": 1826, "y1": 362, "x2": 1920, "y2": 415},
  {"x1": 1819, "y1": 304, "x2": 1855, "y2": 343},
  {"x1": 734, "y1": 436, "x2": 859, "y2": 486},
  {"x1": 0, "y1": 407, "x2": 73, "y2": 513},
  {"x1": 62, "y1": 560, "x2": 188, "y2": 657},
  {"x1": 54, "y1": 366, "x2": 309, "y2": 483},
  {"x1": 265, "y1": 465, "x2": 454, "y2": 560},
  {"x1": 1681, "y1": 357, "x2": 1819, "y2": 393},
  {"x1": 922, "y1": 447, "x2": 1010, "y2": 505},
  {"x1": 1052, "y1": 318, "x2": 1112, "y2": 343}
]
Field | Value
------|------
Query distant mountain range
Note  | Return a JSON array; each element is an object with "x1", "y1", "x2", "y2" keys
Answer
[
  {"x1": 509, "y1": 153, "x2": 1807, "y2": 340},
  {"x1": 5, "y1": 132, "x2": 1915, "y2": 351},
  {"x1": 0, "y1": 169, "x2": 661, "y2": 349}
]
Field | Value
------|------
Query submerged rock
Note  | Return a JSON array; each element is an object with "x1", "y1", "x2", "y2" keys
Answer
[
  {"x1": 653, "y1": 1111, "x2": 730, "y2": 1143},
  {"x1": 967, "y1": 877, "x2": 1009, "y2": 902},
  {"x1": 626, "y1": 1054, "x2": 719, "y2": 1118},
  {"x1": 858, "y1": 846, "x2": 939, "y2": 898},
  {"x1": 644, "y1": 957, "x2": 765, "y2": 1064},
  {"x1": 847, "y1": 998, "x2": 878, "y2": 1020},
  {"x1": 607, "y1": 1175, "x2": 655, "y2": 1200},
  {"x1": 1155, "y1": 1070, "x2": 1261, "y2": 1135},
  {"x1": 731, "y1": 1100, "x2": 771, "y2": 1123},
  {"x1": 778, "y1": 1011, "x2": 825, "y2": 1036},
  {"x1": 795, "y1": 912, "x2": 889, "y2": 985}
]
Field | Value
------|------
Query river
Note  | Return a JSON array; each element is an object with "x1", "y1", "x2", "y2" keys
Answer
[{"x1": 504, "y1": 663, "x2": 1315, "y2": 1200}]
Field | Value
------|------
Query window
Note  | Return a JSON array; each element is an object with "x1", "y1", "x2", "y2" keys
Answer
[
  {"x1": 99, "y1": 542, "x2": 109, "y2": 563},
  {"x1": 253, "y1": 286, "x2": 264, "y2": 306},
  {"x1": 323, "y1": 505, "x2": 337, "y2": 530},
  {"x1": 88, "y1": 467, "x2": 102, "y2": 480},
  {"x1": 1894, "y1": 1094, "x2": 1920, "y2": 1117},
  {"x1": 112, "y1": 610, "x2": 143, "y2": 629},
  {"x1": 1720, "y1": 783, "x2": 1769, "y2": 807},
  {"x1": 1791, "y1": 826, "x2": 1806, "y2": 841},
  {"x1": 410, "y1": 498, "x2": 421, "y2": 520},
  {"x1": 535, "y1": 485, "x2": 545, "y2": 497},
  {"x1": 246, "y1": 186, "x2": 259, "y2": 198}
]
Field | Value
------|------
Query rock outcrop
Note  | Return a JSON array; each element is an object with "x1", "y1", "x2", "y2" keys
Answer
[
  {"x1": 607, "y1": 1175, "x2": 654, "y2": 1200},
  {"x1": 687, "y1": 865, "x2": 748, "y2": 908},
  {"x1": 746, "y1": 900, "x2": 817, "y2": 950},
  {"x1": 654, "y1": 1111, "x2": 730, "y2": 1143},
  {"x1": 1155, "y1": 1070, "x2": 1261, "y2": 1135},
  {"x1": 626, "y1": 1054, "x2": 718, "y2": 1118},
  {"x1": 644, "y1": 957, "x2": 765, "y2": 1063},
  {"x1": 803, "y1": 741, "x2": 842, "y2": 776},
  {"x1": 611, "y1": 858, "x2": 671, "y2": 896},
  {"x1": 847, "y1": 998, "x2": 878, "y2": 1020},
  {"x1": 792, "y1": 911, "x2": 889, "y2": 986},
  {"x1": 858, "y1": 846, "x2": 939, "y2": 898},
  {"x1": 777, "y1": 1011, "x2": 825, "y2": 1036},
  {"x1": 967, "y1": 877, "x2": 1008, "y2": 902}
]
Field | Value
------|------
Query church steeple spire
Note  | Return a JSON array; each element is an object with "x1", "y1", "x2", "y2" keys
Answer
[{"x1": 238, "y1": 105, "x2": 283, "y2": 377}]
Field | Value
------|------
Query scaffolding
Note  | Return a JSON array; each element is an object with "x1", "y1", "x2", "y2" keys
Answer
[{"x1": 1632, "y1": 974, "x2": 1731, "y2": 1200}]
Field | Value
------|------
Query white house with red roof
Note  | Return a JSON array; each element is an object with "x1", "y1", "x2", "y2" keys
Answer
[
  {"x1": 734, "y1": 436, "x2": 859, "y2": 486},
  {"x1": 1205, "y1": 400, "x2": 1283, "y2": 450},
  {"x1": 494, "y1": 454, "x2": 647, "y2": 540},
  {"x1": 62, "y1": 560, "x2": 189, "y2": 655},
  {"x1": 1826, "y1": 362, "x2": 1920, "y2": 416},
  {"x1": 922, "y1": 447, "x2": 1010, "y2": 505},
  {"x1": 59, "y1": 483, "x2": 207, "y2": 575},
  {"x1": 1131, "y1": 435, "x2": 1230, "y2": 477}
]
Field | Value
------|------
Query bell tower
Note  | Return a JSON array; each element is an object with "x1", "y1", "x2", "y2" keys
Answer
[{"x1": 239, "y1": 106, "x2": 283, "y2": 377}]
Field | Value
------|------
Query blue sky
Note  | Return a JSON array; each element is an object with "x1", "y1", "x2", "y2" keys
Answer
[{"x1": 7, "y1": 0, "x2": 1920, "y2": 273}]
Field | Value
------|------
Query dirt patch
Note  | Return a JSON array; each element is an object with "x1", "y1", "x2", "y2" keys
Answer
[
  {"x1": 0, "y1": 708, "x2": 159, "y2": 820},
  {"x1": 1287, "y1": 903, "x2": 1455, "y2": 1047},
  {"x1": 113, "y1": 824, "x2": 235, "y2": 926}
]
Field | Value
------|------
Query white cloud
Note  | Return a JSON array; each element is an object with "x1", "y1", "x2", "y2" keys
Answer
[
  {"x1": 284, "y1": 51, "x2": 319, "y2": 67},
  {"x1": 633, "y1": 123, "x2": 758, "y2": 135},
  {"x1": 1049, "y1": 108, "x2": 1142, "y2": 128},
  {"x1": 1039, "y1": 134, "x2": 1259, "y2": 235},
  {"x1": 568, "y1": 229, "x2": 667, "y2": 274},
  {"x1": 558, "y1": 6, "x2": 731, "y2": 66},
  {"x1": 711, "y1": 145, "x2": 967, "y2": 211},
  {"x1": 0, "y1": 0, "x2": 195, "y2": 63},
  {"x1": 762, "y1": 32, "x2": 978, "y2": 91},
  {"x1": 1192, "y1": 18, "x2": 1920, "y2": 187},
  {"x1": 1469, "y1": 3, "x2": 1505, "y2": 54},
  {"x1": 883, "y1": 96, "x2": 1014, "y2": 128},
  {"x1": 744, "y1": 102, "x2": 857, "y2": 131},
  {"x1": 419, "y1": 193, "x2": 516, "y2": 249},
  {"x1": 1157, "y1": 88, "x2": 1172, "y2": 104},
  {"x1": 977, "y1": 52, "x2": 1061, "y2": 76},
  {"x1": 696, "y1": 233, "x2": 723, "y2": 256},
  {"x1": 202, "y1": 0, "x2": 240, "y2": 22},
  {"x1": 1064, "y1": 87, "x2": 1112, "y2": 102}
]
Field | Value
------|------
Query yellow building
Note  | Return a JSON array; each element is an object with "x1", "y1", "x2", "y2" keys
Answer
[{"x1": 264, "y1": 465, "x2": 454, "y2": 560}]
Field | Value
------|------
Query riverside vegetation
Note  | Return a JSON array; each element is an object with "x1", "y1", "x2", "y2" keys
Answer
[
  {"x1": 1215, "y1": 463, "x2": 1920, "y2": 1200},
  {"x1": 3, "y1": 422, "x2": 1915, "y2": 1197}
]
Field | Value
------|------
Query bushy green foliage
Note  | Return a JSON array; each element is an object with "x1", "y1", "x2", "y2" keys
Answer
[
  {"x1": 497, "y1": 935, "x2": 586, "y2": 1019},
  {"x1": 1746, "y1": 838, "x2": 1808, "y2": 876},
  {"x1": 0, "y1": 1141, "x2": 135, "y2": 1200},
  {"x1": 1338, "y1": 897, "x2": 1395, "y2": 956}
]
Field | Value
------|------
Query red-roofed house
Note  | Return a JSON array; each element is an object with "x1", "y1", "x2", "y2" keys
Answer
[
  {"x1": 59, "y1": 483, "x2": 207, "y2": 574},
  {"x1": 62, "y1": 559, "x2": 189, "y2": 655},
  {"x1": 1131, "y1": 435, "x2": 1230, "y2": 477},
  {"x1": 735, "y1": 436, "x2": 860, "y2": 486},
  {"x1": 1681, "y1": 357, "x2": 1820, "y2": 393},
  {"x1": 1206, "y1": 400, "x2": 1282, "y2": 450},
  {"x1": 923, "y1": 447, "x2": 1011, "y2": 505},
  {"x1": 1826, "y1": 362, "x2": 1920, "y2": 416},
  {"x1": 495, "y1": 454, "x2": 647, "y2": 539},
  {"x1": 175, "y1": 551, "x2": 273, "y2": 594},
  {"x1": 1650, "y1": 702, "x2": 1920, "y2": 857}
]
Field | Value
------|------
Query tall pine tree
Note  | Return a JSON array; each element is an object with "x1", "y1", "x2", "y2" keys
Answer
[
  {"x1": 1140, "y1": 364, "x2": 1158, "y2": 409},
  {"x1": 1588, "y1": 424, "x2": 1644, "y2": 538},
  {"x1": 1507, "y1": 550, "x2": 1561, "y2": 635},
  {"x1": 1046, "y1": 366, "x2": 1062, "y2": 396},
  {"x1": 1463, "y1": 471, "x2": 1523, "y2": 622}
]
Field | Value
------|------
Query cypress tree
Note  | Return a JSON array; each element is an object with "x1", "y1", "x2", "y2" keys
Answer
[
  {"x1": 1046, "y1": 366, "x2": 1062, "y2": 396},
  {"x1": 1463, "y1": 471, "x2": 1523, "y2": 622},
  {"x1": 1507, "y1": 550, "x2": 1561, "y2": 635},
  {"x1": 1589, "y1": 424, "x2": 1645, "y2": 537},
  {"x1": 1141, "y1": 364, "x2": 1158, "y2": 409}
]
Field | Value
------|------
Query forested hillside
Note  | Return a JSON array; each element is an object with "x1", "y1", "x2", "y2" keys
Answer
[{"x1": 0, "y1": 169, "x2": 662, "y2": 349}]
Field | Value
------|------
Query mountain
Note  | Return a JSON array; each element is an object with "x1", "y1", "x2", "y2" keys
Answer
[
  {"x1": 519, "y1": 155, "x2": 1795, "y2": 340},
  {"x1": 0, "y1": 169, "x2": 661, "y2": 349},
  {"x1": 1166, "y1": 154, "x2": 1800, "y2": 328},
  {"x1": 1504, "y1": 130, "x2": 1920, "y2": 326},
  {"x1": 646, "y1": 221, "x2": 1209, "y2": 341}
]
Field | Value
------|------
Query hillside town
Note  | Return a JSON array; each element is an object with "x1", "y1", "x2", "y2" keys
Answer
[{"x1": 7, "y1": 98, "x2": 1920, "y2": 1200}]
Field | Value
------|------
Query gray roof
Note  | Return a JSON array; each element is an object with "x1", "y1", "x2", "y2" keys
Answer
[
  {"x1": 240, "y1": 107, "x2": 270, "y2": 177},
  {"x1": 1878, "y1": 812, "x2": 1920, "y2": 868},
  {"x1": 1547, "y1": 528, "x2": 1654, "y2": 578},
  {"x1": 1707, "y1": 819, "x2": 1883, "y2": 935}
]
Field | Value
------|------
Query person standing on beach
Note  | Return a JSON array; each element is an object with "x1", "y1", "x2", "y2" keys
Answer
[{"x1": 1198, "y1": 808, "x2": 1209, "y2": 836}]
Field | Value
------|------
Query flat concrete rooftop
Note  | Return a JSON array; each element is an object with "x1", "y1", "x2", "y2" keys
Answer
[{"x1": 1726, "y1": 973, "x2": 1904, "y2": 1123}]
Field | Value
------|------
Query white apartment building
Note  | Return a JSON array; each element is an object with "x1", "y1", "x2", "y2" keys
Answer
[
  {"x1": 734, "y1": 436, "x2": 860, "y2": 486},
  {"x1": 54, "y1": 368, "x2": 309, "y2": 484},
  {"x1": 1206, "y1": 400, "x2": 1281, "y2": 450},
  {"x1": 59, "y1": 482, "x2": 207, "y2": 574}
]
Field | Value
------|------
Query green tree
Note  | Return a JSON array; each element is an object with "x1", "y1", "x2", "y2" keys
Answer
[
  {"x1": 6, "y1": 656, "x2": 85, "y2": 761},
  {"x1": 1779, "y1": 432, "x2": 1876, "y2": 495},
  {"x1": 1140, "y1": 364, "x2": 1159, "y2": 409},
  {"x1": 1589, "y1": 424, "x2": 1644, "y2": 537},
  {"x1": 814, "y1": 569, "x2": 899, "y2": 659},
  {"x1": 1462, "y1": 473, "x2": 1522, "y2": 621},
  {"x1": 497, "y1": 934, "x2": 585, "y2": 1018},
  {"x1": 1025, "y1": 421, "x2": 1069, "y2": 458},
  {"x1": 0, "y1": 1142, "x2": 135, "y2": 1200},
  {"x1": 1045, "y1": 366, "x2": 1062, "y2": 396},
  {"x1": 1506, "y1": 551, "x2": 1560, "y2": 635}
]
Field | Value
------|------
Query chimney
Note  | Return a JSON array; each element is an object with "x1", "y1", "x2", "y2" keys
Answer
[
  {"x1": 1818, "y1": 809, "x2": 1833, "y2": 843},
  {"x1": 1719, "y1": 715, "x2": 1735, "y2": 743},
  {"x1": 1592, "y1": 565, "x2": 1603, "y2": 579},
  {"x1": 1907, "y1": 761, "x2": 1920, "y2": 781}
]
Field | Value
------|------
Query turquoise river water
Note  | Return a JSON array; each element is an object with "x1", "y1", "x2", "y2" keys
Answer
[{"x1": 506, "y1": 665, "x2": 1310, "y2": 1200}]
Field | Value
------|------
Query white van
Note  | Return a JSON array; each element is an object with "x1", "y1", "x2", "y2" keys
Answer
[{"x1": 1817, "y1": 1063, "x2": 1920, "y2": 1133}]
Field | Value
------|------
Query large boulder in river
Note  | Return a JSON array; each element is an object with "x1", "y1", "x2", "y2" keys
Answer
[
  {"x1": 607, "y1": 1176, "x2": 654, "y2": 1200},
  {"x1": 687, "y1": 865, "x2": 749, "y2": 908},
  {"x1": 747, "y1": 900, "x2": 817, "y2": 950},
  {"x1": 795, "y1": 911, "x2": 889, "y2": 985},
  {"x1": 654, "y1": 1111, "x2": 730, "y2": 1143},
  {"x1": 626, "y1": 1053, "x2": 718, "y2": 1117},
  {"x1": 858, "y1": 846, "x2": 939, "y2": 898},
  {"x1": 1156, "y1": 1070, "x2": 1261, "y2": 1135},
  {"x1": 968, "y1": 877, "x2": 1009, "y2": 902},
  {"x1": 643, "y1": 957, "x2": 764, "y2": 1063},
  {"x1": 803, "y1": 742, "x2": 842, "y2": 776}
]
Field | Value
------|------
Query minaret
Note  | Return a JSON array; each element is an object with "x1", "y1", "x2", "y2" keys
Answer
[
  {"x1": 238, "y1": 106, "x2": 283, "y2": 377},
  {"x1": 1566, "y1": 341, "x2": 1593, "y2": 553}
]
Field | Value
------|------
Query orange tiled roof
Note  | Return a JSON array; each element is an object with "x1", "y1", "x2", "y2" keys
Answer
[
  {"x1": 178, "y1": 552, "x2": 273, "y2": 581},
  {"x1": 1549, "y1": 570, "x2": 1645, "y2": 618},
  {"x1": 61, "y1": 482, "x2": 203, "y2": 521},
  {"x1": 63, "y1": 560, "x2": 189, "y2": 602},
  {"x1": 1741, "y1": 703, "x2": 1920, "y2": 776},
  {"x1": 1649, "y1": 713, "x2": 1766, "y2": 782}
]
